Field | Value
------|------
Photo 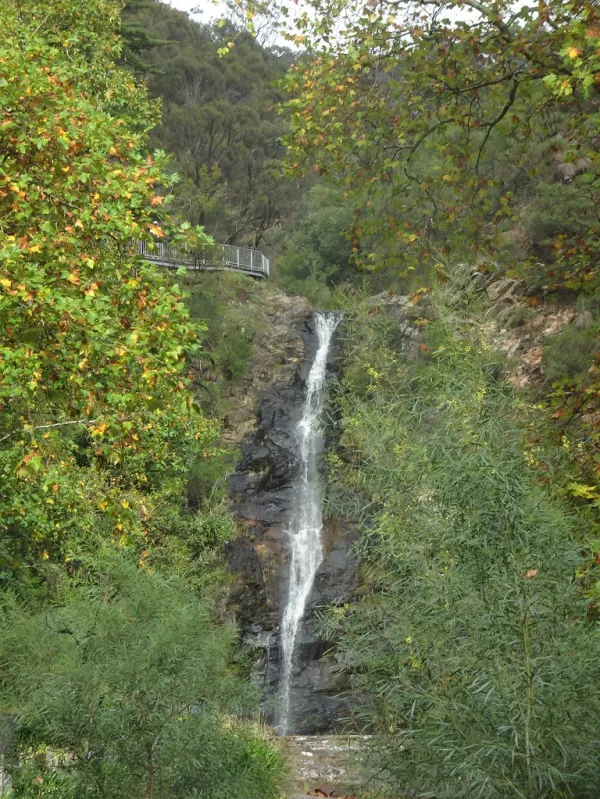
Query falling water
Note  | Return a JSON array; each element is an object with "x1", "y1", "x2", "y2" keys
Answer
[{"x1": 278, "y1": 312, "x2": 341, "y2": 734}]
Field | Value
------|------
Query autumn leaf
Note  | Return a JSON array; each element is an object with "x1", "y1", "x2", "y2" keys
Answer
[
  {"x1": 565, "y1": 46, "x2": 582, "y2": 59},
  {"x1": 90, "y1": 422, "x2": 108, "y2": 436}
]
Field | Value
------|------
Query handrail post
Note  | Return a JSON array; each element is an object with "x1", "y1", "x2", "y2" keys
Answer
[{"x1": 134, "y1": 239, "x2": 270, "y2": 279}]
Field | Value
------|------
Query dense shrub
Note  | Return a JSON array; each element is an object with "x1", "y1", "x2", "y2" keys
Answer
[
  {"x1": 324, "y1": 278, "x2": 600, "y2": 798},
  {"x1": 275, "y1": 185, "x2": 355, "y2": 300},
  {"x1": 0, "y1": 550, "x2": 286, "y2": 799},
  {"x1": 542, "y1": 324, "x2": 599, "y2": 382}
]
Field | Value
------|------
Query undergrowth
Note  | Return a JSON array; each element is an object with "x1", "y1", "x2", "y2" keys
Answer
[{"x1": 322, "y1": 271, "x2": 600, "y2": 798}]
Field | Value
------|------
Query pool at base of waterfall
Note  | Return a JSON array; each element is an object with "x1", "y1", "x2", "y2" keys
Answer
[{"x1": 282, "y1": 734, "x2": 373, "y2": 798}]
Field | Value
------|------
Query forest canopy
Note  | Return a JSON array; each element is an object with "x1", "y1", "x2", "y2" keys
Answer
[{"x1": 2, "y1": 0, "x2": 600, "y2": 797}]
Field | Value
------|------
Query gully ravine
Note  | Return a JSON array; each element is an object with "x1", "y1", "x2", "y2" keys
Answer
[
  {"x1": 279, "y1": 312, "x2": 341, "y2": 734},
  {"x1": 226, "y1": 307, "x2": 357, "y2": 736}
]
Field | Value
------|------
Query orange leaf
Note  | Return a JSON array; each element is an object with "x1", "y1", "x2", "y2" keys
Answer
[{"x1": 150, "y1": 195, "x2": 164, "y2": 206}]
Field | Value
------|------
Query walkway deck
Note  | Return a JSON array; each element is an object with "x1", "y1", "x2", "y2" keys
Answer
[{"x1": 136, "y1": 240, "x2": 270, "y2": 278}]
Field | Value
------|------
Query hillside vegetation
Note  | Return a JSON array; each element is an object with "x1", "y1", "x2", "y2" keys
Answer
[
  {"x1": 0, "y1": 1, "x2": 285, "y2": 795},
  {"x1": 2, "y1": 0, "x2": 600, "y2": 797}
]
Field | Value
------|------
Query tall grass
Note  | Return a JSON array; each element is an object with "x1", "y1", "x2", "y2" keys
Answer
[{"x1": 323, "y1": 270, "x2": 600, "y2": 798}]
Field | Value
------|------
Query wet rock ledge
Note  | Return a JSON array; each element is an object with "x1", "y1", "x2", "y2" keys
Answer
[{"x1": 220, "y1": 290, "x2": 357, "y2": 734}]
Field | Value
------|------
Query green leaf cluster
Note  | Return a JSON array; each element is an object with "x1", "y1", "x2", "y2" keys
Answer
[
  {"x1": 0, "y1": 548, "x2": 286, "y2": 799},
  {"x1": 0, "y1": 0, "x2": 219, "y2": 572},
  {"x1": 324, "y1": 277, "x2": 600, "y2": 797}
]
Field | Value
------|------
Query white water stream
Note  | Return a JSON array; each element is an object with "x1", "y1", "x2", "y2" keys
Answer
[{"x1": 278, "y1": 312, "x2": 341, "y2": 734}]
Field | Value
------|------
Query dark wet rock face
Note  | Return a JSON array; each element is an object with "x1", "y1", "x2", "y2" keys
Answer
[{"x1": 225, "y1": 307, "x2": 356, "y2": 735}]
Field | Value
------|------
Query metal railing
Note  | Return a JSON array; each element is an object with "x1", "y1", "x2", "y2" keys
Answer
[{"x1": 135, "y1": 240, "x2": 270, "y2": 278}]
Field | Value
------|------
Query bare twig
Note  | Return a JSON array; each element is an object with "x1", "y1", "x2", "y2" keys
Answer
[{"x1": 0, "y1": 417, "x2": 102, "y2": 444}]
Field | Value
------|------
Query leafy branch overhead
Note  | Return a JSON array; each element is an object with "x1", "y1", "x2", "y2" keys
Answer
[{"x1": 240, "y1": 0, "x2": 600, "y2": 286}]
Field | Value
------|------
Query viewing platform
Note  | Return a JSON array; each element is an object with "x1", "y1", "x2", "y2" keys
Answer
[{"x1": 136, "y1": 240, "x2": 270, "y2": 279}]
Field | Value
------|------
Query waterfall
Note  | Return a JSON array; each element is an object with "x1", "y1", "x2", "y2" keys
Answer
[{"x1": 278, "y1": 312, "x2": 341, "y2": 734}]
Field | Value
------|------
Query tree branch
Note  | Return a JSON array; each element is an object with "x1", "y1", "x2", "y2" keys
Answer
[
  {"x1": 0, "y1": 417, "x2": 102, "y2": 444},
  {"x1": 475, "y1": 77, "x2": 520, "y2": 173},
  {"x1": 383, "y1": 0, "x2": 513, "y2": 40}
]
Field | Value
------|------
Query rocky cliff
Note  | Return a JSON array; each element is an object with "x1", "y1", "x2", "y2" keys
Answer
[{"x1": 214, "y1": 286, "x2": 356, "y2": 734}]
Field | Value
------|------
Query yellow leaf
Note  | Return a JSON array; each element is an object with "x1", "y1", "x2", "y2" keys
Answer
[
  {"x1": 68, "y1": 272, "x2": 80, "y2": 285},
  {"x1": 567, "y1": 482, "x2": 598, "y2": 499},
  {"x1": 0, "y1": 278, "x2": 11, "y2": 288},
  {"x1": 565, "y1": 46, "x2": 582, "y2": 59}
]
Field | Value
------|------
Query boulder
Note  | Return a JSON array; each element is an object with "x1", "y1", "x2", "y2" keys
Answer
[{"x1": 486, "y1": 277, "x2": 523, "y2": 303}]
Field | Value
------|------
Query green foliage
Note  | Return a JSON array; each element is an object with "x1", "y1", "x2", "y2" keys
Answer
[
  {"x1": 182, "y1": 272, "x2": 267, "y2": 403},
  {"x1": 275, "y1": 185, "x2": 355, "y2": 300},
  {"x1": 524, "y1": 183, "x2": 596, "y2": 249},
  {"x1": 542, "y1": 324, "x2": 599, "y2": 382},
  {"x1": 516, "y1": 178, "x2": 600, "y2": 294},
  {"x1": 239, "y1": 0, "x2": 600, "y2": 293},
  {"x1": 0, "y1": 8, "x2": 286, "y2": 792},
  {"x1": 120, "y1": 0, "x2": 172, "y2": 74},
  {"x1": 123, "y1": 0, "x2": 295, "y2": 246},
  {"x1": 323, "y1": 278, "x2": 600, "y2": 798},
  {"x1": 502, "y1": 304, "x2": 536, "y2": 329},
  {"x1": 0, "y1": 549, "x2": 286, "y2": 799},
  {"x1": 0, "y1": 0, "x2": 222, "y2": 574}
]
